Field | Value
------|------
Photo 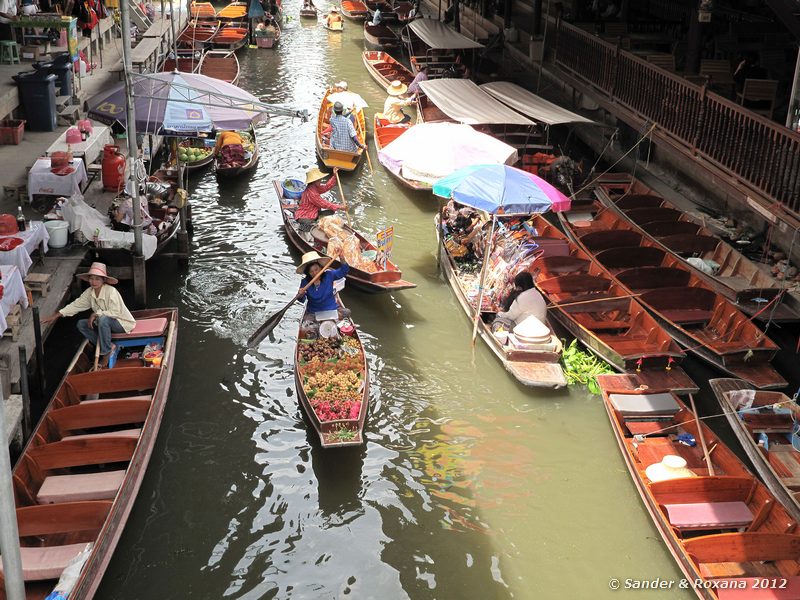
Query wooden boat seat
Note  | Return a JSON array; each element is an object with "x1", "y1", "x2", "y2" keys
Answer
[
  {"x1": 50, "y1": 398, "x2": 151, "y2": 433},
  {"x1": 596, "y1": 246, "x2": 665, "y2": 269},
  {"x1": 9, "y1": 544, "x2": 89, "y2": 581},
  {"x1": 111, "y1": 317, "x2": 168, "y2": 340},
  {"x1": 66, "y1": 368, "x2": 159, "y2": 399},
  {"x1": 615, "y1": 194, "x2": 663, "y2": 210},
  {"x1": 537, "y1": 274, "x2": 610, "y2": 295},
  {"x1": 662, "y1": 501, "x2": 753, "y2": 530},
  {"x1": 658, "y1": 233, "x2": 720, "y2": 256},
  {"x1": 28, "y1": 437, "x2": 137, "y2": 472},
  {"x1": 608, "y1": 392, "x2": 680, "y2": 416},
  {"x1": 624, "y1": 207, "x2": 684, "y2": 225},
  {"x1": 626, "y1": 421, "x2": 674, "y2": 436},
  {"x1": 62, "y1": 428, "x2": 142, "y2": 442},
  {"x1": 617, "y1": 266, "x2": 691, "y2": 290},
  {"x1": 579, "y1": 229, "x2": 643, "y2": 252},
  {"x1": 684, "y1": 532, "x2": 800, "y2": 568},
  {"x1": 81, "y1": 395, "x2": 152, "y2": 404},
  {"x1": 572, "y1": 313, "x2": 630, "y2": 331},
  {"x1": 37, "y1": 470, "x2": 126, "y2": 504},
  {"x1": 743, "y1": 412, "x2": 794, "y2": 433},
  {"x1": 635, "y1": 438, "x2": 704, "y2": 469},
  {"x1": 535, "y1": 255, "x2": 591, "y2": 275},
  {"x1": 658, "y1": 308, "x2": 715, "y2": 324},
  {"x1": 639, "y1": 287, "x2": 717, "y2": 323},
  {"x1": 641, "y1": 220, "x2": 701, "y2": 238}
]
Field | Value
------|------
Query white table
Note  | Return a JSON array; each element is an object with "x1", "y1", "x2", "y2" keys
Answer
[
  {"x1": 45, "y1": 125, "x2": 112, "y2": 167},
  {"x1": 27, "y1": 158, "x2": 89, "y2": 202},
  {"x1": 0, "y1": 222, "x2": 50, "y2": 278},
  {"x1": 0, "y1": 266, "x2": 28, "y2": 335}
]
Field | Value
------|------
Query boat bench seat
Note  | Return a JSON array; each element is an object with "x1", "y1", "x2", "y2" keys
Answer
[
  {"x1": 572, "y1": 313, "x2": 630, "y2": 331},
  {"x1": 111, "y1": 318, "x2": 168, "y2": 340},
  {"x1": 37, "y1": 470, "x2": 126, "y2": 504},
  {"x1": 62, "y1": 428, "x2": 142, "y2": 442},
  {"x1": 743, "y1": 412, "x2": 794, "y2": 433},
  {"x1": 608, "y1": 392, "x2": 680, "y2": 417},
  {"x1": 82, "y1": 395, "x2": 152, "y2": 404},
  {"x1": 714, "y1": 577, "x2": 800, "y2": 599},
  {"x1": 658, "y1": 308, "x2": 714, "y2": 324},
  {"x1": 663, "y1": 501, "x2": 753, "y2": 530},
  {"x1": 0, "y1": 544, "x2": 89, "y2": 581}
]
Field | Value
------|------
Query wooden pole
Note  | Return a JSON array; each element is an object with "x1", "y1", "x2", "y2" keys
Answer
[
  {"x1": 335, "y1": 173, "x2": 352, "y2": 227},
  {"x1": 31, "y1": 308, "x2": 45, "y2": 401},
  {"x1": 471, "y1": 215, "x2": 497, "y2": 345},
  {"x1": 0, "y1": 384, "x2": 25, "y2": 600},
  {"x1": 17, "y1": 346, "x2": 30, "y2": 441},
  {"x1": 689, "y1": 393, "x2": 715, "y2": 476}
]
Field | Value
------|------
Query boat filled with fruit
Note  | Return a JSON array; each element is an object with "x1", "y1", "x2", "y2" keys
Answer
[
  {"x1": 177, "y1": 138, "x2": 215, "y2": 171},
  {"x1": 215, "y1": 125, "x2": 259, "y2": 178},
  {"x1": 294, "y1": 305, "x2": 369, "y2": 448}
]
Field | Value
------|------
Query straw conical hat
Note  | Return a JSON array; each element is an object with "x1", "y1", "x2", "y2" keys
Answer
[
  {"x1": 305, "y1": 167, "x2": 329, "y2": 184},
  {"x1": 386, "y1": 80, "x2": 408, "y2": 96},
  {"x1": 297, "y1": 251, "x2": 324, "y2": 274},
  {"x1": 512, "y1": 315, "x2": 551, "y2": 344},
  {"x1": 645, "y1": 455, "x2": 696, "y2": 483}
]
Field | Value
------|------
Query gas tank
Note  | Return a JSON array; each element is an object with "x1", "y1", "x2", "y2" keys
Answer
[{"x1": 102, "y1": 145, "x2": 126, "y2": 192}]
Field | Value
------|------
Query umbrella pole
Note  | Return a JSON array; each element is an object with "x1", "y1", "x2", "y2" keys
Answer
[
  {"x1": 436, "y1": 196, "x2": 445, "y2": 269},
  {"x1": 470, "y1": 216, "x2": 496, "y2": 347}
]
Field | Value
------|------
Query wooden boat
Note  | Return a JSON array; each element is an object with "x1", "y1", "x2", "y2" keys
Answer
[
  {"x1": 177, "y1": 138, "x2": 214, "y2": 172},
  {"x1": 294, "y1": 302, "x2": 370, "y2": 448},
  {"x1": 215, "y1": 125, "x2": 259, "y2": 178},
  {"x1": 218, "y1": 1, "x2": 248, "y2": 20},
  {"x1": 198, "y1": 49, "x2": 240, "y2": 85},
  {"x1": 372, "y1": 114, "x2": 424, "y2": 190},
  {"x1": 362, "y1": 50, "x2": 414, "y2": 89},
  {"x1": 190, "y1": 1, "x2": 216, "y2": 19},
  {"x1": 710, "y1": 378, "x2": 800, "y2": 522},
  {"x1": 394, "y1": 1, "x2": 414, "y2": 22},
  {"x1": 558, "y1": 197, "x2": 786, "y2": 389},
  {"x1": 322, "y1": 16, "x2": 344, "y2": 31},
  {"x1": 435, "y1": 220, "x2": 566, "y2": 388},
  {"x1": 520, "y1": 214, "x2": 696, "y2": 393},
  {"x1": 177, "y1": 21, "x2": 220, "y2": 48},
  {"x1": 212, "y1": 25, "x2": 249, "y2": 51},
  {"x1": 273, "y1": 180, "x2": 416, "y2": 292},
  {"x1": 594, "y1": 174, "x2": 799, "y2": 323},
  {"x1": 0, "y1": 308, "x2": 177, "y2": 599},
  {"x1": 597, "y1": 373, "x2": 800, "y2": 600},
  {"x1": 255, "y1": 23, "x2": 281, "y2": 48},
  {"x1": 363, "y1": 22, "x2": 399, "y2": 49},
  {"x1": 315, "y1": 87, "x2": 366, "y2": 171},
  {"x1": 160, "y1": 49, "x2": 203, "y2": 73},
  {"x1": 299, "y1": 4, "x2": 318, "y2": 18},
  {"x1": 340, "y1": 0, "x2": 369, "y2": 20}
]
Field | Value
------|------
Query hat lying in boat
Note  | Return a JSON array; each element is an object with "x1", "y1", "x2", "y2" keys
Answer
[
  {"x1": 305, "y1": 167, "x2": 329, "y2": 184},
  {"x1": 512, "y1": 315, "x2": 551, "y2": 344},
  {"x1": 645, "y1": 455, "x2": 696, "y2": 483},
  {"x1": 77, "y1": 262, "x2": 119, "y2": 285},
  {"x1": 386, "y1": 80, "x2": 408, "y2": 96},
  {"x1": 297, "y1": 250, "x2": 325, "y2": 274}
]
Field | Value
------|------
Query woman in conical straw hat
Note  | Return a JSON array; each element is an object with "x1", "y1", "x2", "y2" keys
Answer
[
  {"x1": 42, "y1": 262, "x2": 136, "y2": 367},
  {"x1": 295, "y1": 251, "x2": 349, "y2": 325},
  {"x1": 379, "y1": 80, "x2": 412, "y2": 124},
  {"x1": 294, "y1": 167, "x2": 343, "y2": 232}
]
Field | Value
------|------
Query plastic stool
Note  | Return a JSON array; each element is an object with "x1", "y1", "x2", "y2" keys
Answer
[{"x1": 0, "y1": 41, "x2": 20, "y2": 65}]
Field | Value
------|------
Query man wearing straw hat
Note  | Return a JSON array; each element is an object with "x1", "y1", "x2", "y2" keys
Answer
[
  {"x1": 295, "y1": 167, "x2": 343, "y2": 232},
  {"x1": 42, "y1": 262, "x2": 136, "y2": 367},
  {"x1": 379, "y1": 80, "x2": 413, "y2": 124}
]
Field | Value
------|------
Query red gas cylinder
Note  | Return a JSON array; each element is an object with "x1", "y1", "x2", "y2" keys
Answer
[{"x1": 102, "y1": 145, "x2": 126, "y2": 192}]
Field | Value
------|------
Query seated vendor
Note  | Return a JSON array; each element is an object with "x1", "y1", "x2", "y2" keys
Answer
[
  {"x1": 296, "y1": 251, "x2": 349, "y2": 323},
  {"x1": 111, "y1": 194, "x2": 154, "y2": 234},
  {"x1": 214, "y1": 130, "x2": 245, "y2": 168},
  {"x1": 41, "y1": 262, "x2": 136, "y2": 368},
  {"x1": 295, "y1": 167, "x2": 342, "y2": 232},
  {"x1": 326, "y1": 6, "x2": 343, "y2": 26},
  {"x1": 379, "y1": 80, "x2": 413, "y2": 124},
  {"x1": 496, "y1": 272, "x2": 547, "y2": 327}
]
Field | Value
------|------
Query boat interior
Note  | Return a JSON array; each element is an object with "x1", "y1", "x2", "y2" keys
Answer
[{"x1": 363, "y1": 51, "x2": 414, "y2": 86}]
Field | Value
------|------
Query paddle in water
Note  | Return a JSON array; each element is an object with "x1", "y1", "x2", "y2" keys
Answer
[{"x1": 247, "y1": 258, "x2": 335, "y2": 348}]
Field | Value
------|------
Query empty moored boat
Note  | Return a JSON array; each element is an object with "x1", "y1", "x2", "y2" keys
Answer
[{"x1": 362, "y1": 50, "x2": 414, "y2": 90}]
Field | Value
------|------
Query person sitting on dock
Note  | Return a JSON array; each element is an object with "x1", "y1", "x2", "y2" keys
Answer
[
  {"x1": 326, "y1": 6, "x2": 343, "y2": 27},
  {"x1": 42, "y1": 262, "x2": 136, "y2": 368},
  {"x1": 329, "y1": 101, "x2": 367, "y2": 153},
  {"x1": 295, "y1": 167, "x2": 343, "y2": 232},
  {"x1": 495, "y1": 272, "x2": 547, "y2": 327},
  {"x1": 214, "y1": 130, "x2": 245, "y2": 168},
  {"x1": 379, "y1": 80, "x2": 413, "y2": 124},
  {"x1": 295, "y1": 251, "x2": 350, "y2": 324}
]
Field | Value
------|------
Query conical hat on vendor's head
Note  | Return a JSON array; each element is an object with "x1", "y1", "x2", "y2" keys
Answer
[
  {"x1": 77, "y1": 262, "x2": 119, "y2": 285},
  {"x1": 305, "y1": 167, "x2": 329, "y2": 184},
  {"x1": 297, "y1": 251, "x2": 325, "y2": 274},
  {"x1": 386, "y1": 80, "x2": 408, "y2": 96}
]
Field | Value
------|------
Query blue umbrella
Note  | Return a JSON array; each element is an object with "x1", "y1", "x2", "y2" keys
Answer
[{"x1": 432, "y1": 164, "x2": 571, "y2": 215}]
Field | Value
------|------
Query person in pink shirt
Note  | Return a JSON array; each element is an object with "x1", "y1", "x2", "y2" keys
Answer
[{"x1": 294, "y1": 167, "x2": 343, "y2": 231}]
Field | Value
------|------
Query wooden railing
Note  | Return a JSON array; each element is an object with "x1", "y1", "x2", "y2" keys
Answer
[{"x1": 553, "y1": 20, "x2": 800, "y2": 218}]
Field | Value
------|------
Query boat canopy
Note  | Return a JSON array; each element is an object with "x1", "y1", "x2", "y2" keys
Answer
[
  {"x1": 407, "y1": 19, "x2": 484, "y2": 50},
  {"x1": 479, "y1": 81, "x2": 595, "y2": 126},
  {"x1": 418, "y1": 79, "x2": 534, "y2": 126}
]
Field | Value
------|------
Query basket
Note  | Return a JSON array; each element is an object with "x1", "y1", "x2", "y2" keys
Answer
[
  {"x1": 0, "y1": 119, "x2": 25, "y2": 145},
  {"x1": 282, "y1": 178, "x2": 306, "y2": 200}
]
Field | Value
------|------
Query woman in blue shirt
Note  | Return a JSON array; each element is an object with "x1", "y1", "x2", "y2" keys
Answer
[{"x1": 295, "y1": 251, "x2": 349, "y2": 321}]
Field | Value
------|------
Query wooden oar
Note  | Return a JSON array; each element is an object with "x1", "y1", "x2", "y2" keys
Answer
[
  {"x1": 354, "y1": 115, "x2": 374, "y2": 178},
  {"x1": 335, "y1": 172, "x2": 353, "y2": 227},
  {"x1": 689, "y1": 393, "x2": 716, "y2": 476},
  {"x1": 247, "y1": 258, "x2": 335, "y2": 348}
]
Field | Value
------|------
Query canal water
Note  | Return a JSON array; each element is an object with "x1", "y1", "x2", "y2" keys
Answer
[{"x1": 89, "y1": 7, "x2": 742, "y2": 599}]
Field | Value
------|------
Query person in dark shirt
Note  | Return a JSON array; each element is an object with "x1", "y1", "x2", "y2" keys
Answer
[{"x1": 733, "y1": 52, "x2": 767, "y2": 92}]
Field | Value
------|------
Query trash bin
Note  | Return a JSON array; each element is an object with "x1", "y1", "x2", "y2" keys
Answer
[
  {"x1": 12, "y1": 71, "x2": 57, "y2": 132},
  {"x1": 32, "y1": 53, "x2": 73, "y2": 98}
]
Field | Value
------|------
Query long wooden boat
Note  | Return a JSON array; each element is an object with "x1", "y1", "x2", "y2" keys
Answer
[
  {"x1": 217, "y1": 1, "x2": 247, "y2": 20},
  {"x1": 299, "y1": 5, "x2": 318, "y2": 18},
  {"x1": 160, "y1": 49, "x2": 203, "y2": 73},
  {"x1": 177, "y1": 138, "x2": 214, "y2": 172},
  {"x1": 340, "y1": 0, "x2": 368, "y2": 20},
  {"x1": 294, "y1": 302, "x2": 370, "y2": 448},
  {"x1": 273, "y1": 179, "x2": 416, "y2": 292},
  {"x1": 710, "y1": 378, "x2": 800, "y2": 522},
  {"x1": 198, "y1": 49, "x2": 240, "y2": 85},
  {"x1": 521, "y1": 214, "x2": 696, "y2": 393},
  {"x1": 255, "y1": 24, "x2": 281, "y2": 48},
  {"x1": 177, "y1": 21, "x2": 220, "y2": 48},
  {"x1": 372, "y1": 114, "x2": 426, "y2": 191},
  {"x1": 594, "y1": 174, "x2": 799, "y2": 323},
  {"x1": 315, "y1": 87, "x2": 366, "y2": 171},
  {"x1": 190, "y1": 1, "x2": 216, "y2": 19},
  {"x1": 212, "y1": 25, "x2": 249, "y2": 51},
  {"x1": 362, "y1": 50, "x2": 414, "y2": 89},
  {"x1": 558, "y1": 198, "x2": 786, "y2": 389},
  {"x1": 215, "y1": 125, "x2": 259, "y2": 178},
  {"x1": 597, "y1": 373, "x2": 800, "y2": 600},
  {"x1": 435, "y1": 220, "x2": 567, "y2": 388},
  {"x1": 363, "y1": 22, "x2": 399, "y2": 49},
  {"x1": 0, "y1": 308, "x2": 177, "y2": 599}
]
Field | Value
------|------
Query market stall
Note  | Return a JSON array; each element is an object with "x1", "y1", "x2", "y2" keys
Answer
[
  {"x1": 0, "y1": 222, "x2": 50, "y2": 278},
  {"x1": 0, "y1": 265, "x2": 28, "y2": 335},
  {"x1": 27, "y1": 157, "x2": 88, "y2": 202}
]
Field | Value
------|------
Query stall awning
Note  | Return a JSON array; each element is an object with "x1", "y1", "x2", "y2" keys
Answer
[
  {"x1": 418, "y1": 79, "x2": 535, "y2": 126},
  {"x1": 479, "y1": 81, "x2": 595, "y2": 126},
  {"x1": 407, "y1": 19, "x2": 484, "y2": 50}
]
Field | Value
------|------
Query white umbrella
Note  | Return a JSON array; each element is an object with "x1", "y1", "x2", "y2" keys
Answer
[
  {"x1": 327, "y1": 91, "x2": 369, "y2": 111},
  {"x1": 377, "y1": 122, "x2": 518, "y2": 186}
]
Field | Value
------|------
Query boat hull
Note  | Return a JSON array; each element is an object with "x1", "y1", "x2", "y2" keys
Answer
[
  {"x1": 315, "y1": 87, "x2": 366, "y2": 171},
  {"x1": 363, "y1": 22, "x2": 399, "y2": 49}
]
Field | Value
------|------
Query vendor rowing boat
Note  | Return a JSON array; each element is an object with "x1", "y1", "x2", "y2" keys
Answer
[
  {"x1": 316, "y1": 87, "x2": 367, "y2": 171},
  {"x1": 273, "y1": 179, "x2": 415, "y2": 293}
]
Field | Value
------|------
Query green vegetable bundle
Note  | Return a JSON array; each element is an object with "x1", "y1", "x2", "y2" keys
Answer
[{"x1": 561, "y1": 339, "x2": 614, "y2": 395}]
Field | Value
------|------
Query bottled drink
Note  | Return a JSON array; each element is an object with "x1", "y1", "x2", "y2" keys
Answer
[{"x1": 16, "y1": 206, "x2": 25, "y2": 232}]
